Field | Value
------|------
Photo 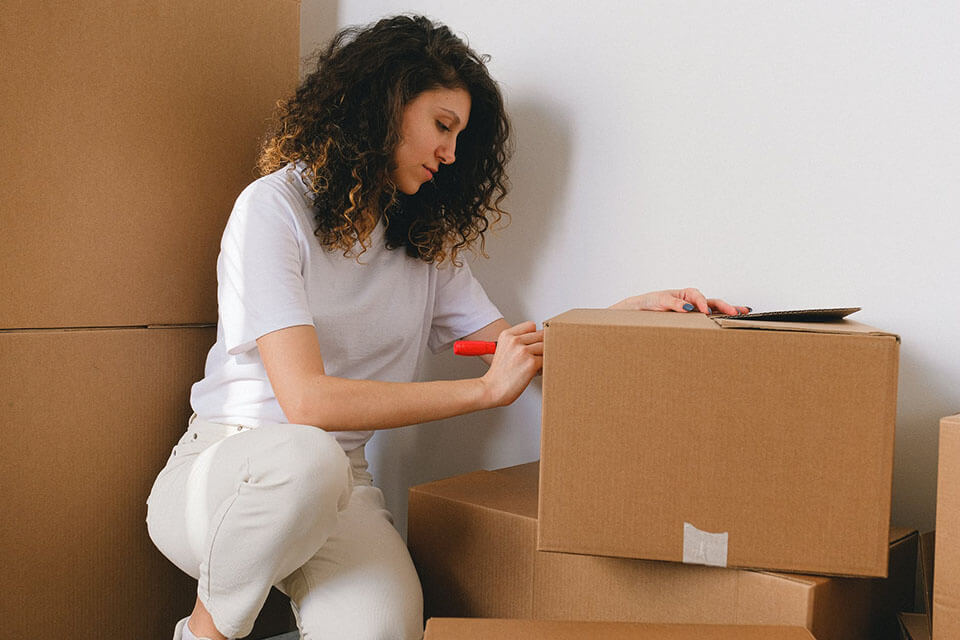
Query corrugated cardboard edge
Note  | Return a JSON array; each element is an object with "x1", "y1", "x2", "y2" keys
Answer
[{"x1": 933, "y1": 413, "x2": 960, "y2": 640}]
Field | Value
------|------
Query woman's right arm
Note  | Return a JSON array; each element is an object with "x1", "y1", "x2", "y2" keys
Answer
[{"x1": 257, "y1": 321, "x2": 543, "y2": 431}]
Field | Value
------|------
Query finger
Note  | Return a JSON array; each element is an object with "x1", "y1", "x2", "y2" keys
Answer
[
  {"x1": 526, "y1": 342, "x2": 544, "y2": 356},
  {"x1": 668, "y1": 297, "x2": 696, "y2": 312},
  {"x1": 500, "y1": 321, "x2": 537, "y2": 337},
  {"x1": 680, "y1": 288, "x2": 711, "y2": 314},
  {"x1": 706, "y1": 298, "x2": 740, "y2": 315},
  {"x1": 517, "y1": 330, "x2": 544, "y2": 345}
]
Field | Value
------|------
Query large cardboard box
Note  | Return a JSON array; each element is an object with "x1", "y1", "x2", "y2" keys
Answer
[
  {"x1": 0, "y1": 327, "x2": 294, "y2": 638},
  {"x1": 423, "y1": 618, "x2": 815, "y2": 639},
  {"x1": 408, "y1": 463, "x2": 917, "y2": 640},
  {"x1": 539, "y1": 309, "x2": 899, "y2": 576},
  {"x1": 933, "y1": 414, "x2": 960, "y2": 639},
  {"x1": 0, "y1": 0, "x2": 299, "y2": 327}
]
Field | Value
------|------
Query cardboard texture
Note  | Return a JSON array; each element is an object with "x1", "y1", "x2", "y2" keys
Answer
[
  {"x1": 408, "y1": 462, "x2": 917, "y2": 640},
  {"x1": 0, "y1": 0, "x2": 300, "y2": 327},
  {"x1": 423, "y1": 618, "x2": 815, "y2": 639},
  {"x1": 538, "y1": 309, "x2": 899, "y2": 576},
  {"x1": 933, "y1": 414, "x2": 960, "y2": 640},
  {"x1": 0, "y1": 327, "x2": 294, "y2": 638}
]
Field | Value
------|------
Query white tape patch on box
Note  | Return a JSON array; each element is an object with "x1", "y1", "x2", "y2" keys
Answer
[{"x1": 682, "y1": 522, "x2": 729, "y2": 567}]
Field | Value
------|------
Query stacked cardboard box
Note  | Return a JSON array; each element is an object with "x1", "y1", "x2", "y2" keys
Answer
[
  {"x1": 0, "y1": 2, "x2": 299, "y2": 638},
  {"x1": 410, "y1": 308, "x2": 908, "y2": 635},
  {"x1": 409, "y1": 463, "x2": 916, "y2": 640},
  {"x1": 539, "y1": 309, "x2": 900, "y2": 576}
]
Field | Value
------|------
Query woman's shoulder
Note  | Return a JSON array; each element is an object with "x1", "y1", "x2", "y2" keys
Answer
[
  {"x1": 229, "y1": 164, "x2": 316, "y2": 227},
  {"x1": 223, "y1": 164, "x2": 316, "y2": 241},
  {"x1": 237, "y1": 163, "x2": 313, "y2": 206}
]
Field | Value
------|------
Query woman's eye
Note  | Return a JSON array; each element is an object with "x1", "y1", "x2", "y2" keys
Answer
[{"x1": 436, "y1": 121, "x2": 450, "y2": 132}]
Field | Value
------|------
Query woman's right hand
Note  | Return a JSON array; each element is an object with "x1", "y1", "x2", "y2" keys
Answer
[{"x1": 479, "y1": 321, "x2": 544, "y2": 407}]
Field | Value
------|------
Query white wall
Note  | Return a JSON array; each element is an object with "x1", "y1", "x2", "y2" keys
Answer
[{"x1": 302, "y1": 0, "x2": 960, "y2": 538}]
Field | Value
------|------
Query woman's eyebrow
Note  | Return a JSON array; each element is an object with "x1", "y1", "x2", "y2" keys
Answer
[{"x1": 439, "y1": 107, "x2": 462, "y2": 125}]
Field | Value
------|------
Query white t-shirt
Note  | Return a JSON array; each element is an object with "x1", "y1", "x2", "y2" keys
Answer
[{"x1": 190, "y1": 164, "x2": 503, "y2": 451}]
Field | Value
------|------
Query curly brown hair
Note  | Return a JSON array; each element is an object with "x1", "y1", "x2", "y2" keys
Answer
[{"x1": 258, "y1": 15, "x2": 511, "y2": 264}]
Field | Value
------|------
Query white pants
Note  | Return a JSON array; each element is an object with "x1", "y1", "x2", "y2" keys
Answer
[{"x1": 146, "y1": 415, "x2": 423, "y2": 639}]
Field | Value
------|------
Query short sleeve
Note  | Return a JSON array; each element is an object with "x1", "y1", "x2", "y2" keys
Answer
[
  {"x1": 217, "y1": 181, "x2": 315, "y2": 355},
  {"x1": 428, "y1": 260, "x2": 503, "y2": 353}
]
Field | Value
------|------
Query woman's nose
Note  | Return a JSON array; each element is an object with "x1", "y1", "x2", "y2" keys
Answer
[{"x1": 437, "y1": 141, "x2": 456, "y2": 165}]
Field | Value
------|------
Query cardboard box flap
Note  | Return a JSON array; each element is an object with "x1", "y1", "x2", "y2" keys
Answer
[
  {"x1": 409, "y1": 465, "x2": 538, "y2": 520},
  {"x1": 711, "y1": 308, "x2": 861, "y2": 321},
  {"x1": 713, "y1": 316, "x2": 899, "y2": 340},
  {"x1": 890, "y1": 527, "x2": 919, "y2": 546}
]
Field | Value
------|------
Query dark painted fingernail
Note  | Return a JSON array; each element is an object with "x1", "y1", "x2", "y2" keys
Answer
[{"x1": 683, "y1": 303, "x2": 695, "y2": 311}]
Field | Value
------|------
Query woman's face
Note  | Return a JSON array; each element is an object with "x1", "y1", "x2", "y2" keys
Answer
[{"x1": 390, "y1": 87, "x2": 471, "y2": 195}]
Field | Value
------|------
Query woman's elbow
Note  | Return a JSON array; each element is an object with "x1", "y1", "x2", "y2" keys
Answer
[{"x1": 277, "y1": 383, "x2": 339, "y2": 430}]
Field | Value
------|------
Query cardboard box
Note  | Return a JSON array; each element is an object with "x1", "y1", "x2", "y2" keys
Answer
[
  {"x1": 0, "y1": 0, "x2": 299, "y2": 327},
  {"x1": 933, "y1": 414, "x2": 960, "y2": 639},
  {"x1": 539, "y1": 309, "x2": 899, "y2": 576},
  {"x1": 423, "y1": 618, "x2": 815, "y2": 639},
  {"x1": 408, "y1": 462, "x2": 916, "y2": 640},
  {"x1": 0, "y1": 327, "x2": 294, "y2": 638}
]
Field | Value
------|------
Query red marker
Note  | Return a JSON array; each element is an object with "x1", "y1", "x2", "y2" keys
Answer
[{"x1": 454, "y1": 340, "x2": 497, "y2": 356}]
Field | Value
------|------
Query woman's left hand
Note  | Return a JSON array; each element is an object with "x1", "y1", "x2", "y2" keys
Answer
[{"x1": 609, "y1": 288, "x2": 750, "y2": 316}]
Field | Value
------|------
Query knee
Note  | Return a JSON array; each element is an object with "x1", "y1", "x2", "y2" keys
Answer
[
  {"x1": 295, "y1": 581, "x2": 424, "y2": 640},
  {"x1": 253, "y1": 424, "x2": 352, "y2": 517}
]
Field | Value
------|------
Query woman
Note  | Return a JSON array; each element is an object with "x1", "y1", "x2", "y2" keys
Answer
[{"x1": 146, "y1": 15, "x2": 748, "y2": 640}]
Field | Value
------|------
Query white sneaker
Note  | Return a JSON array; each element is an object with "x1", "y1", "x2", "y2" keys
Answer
[{"x1": 173, "y1": 616, "x2": 215, "y2": 640}]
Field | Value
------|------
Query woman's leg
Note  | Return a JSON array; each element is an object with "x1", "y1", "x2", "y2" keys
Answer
[
  {"x1": 147, "y1": 419, "x2": 352, "y2": 639},
  {"x1": 279, "y1": 484, "x2": 424, "y2": 640},
  {"x1": 185, "y1": 597, "x2": 227, "y2": 640}
]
